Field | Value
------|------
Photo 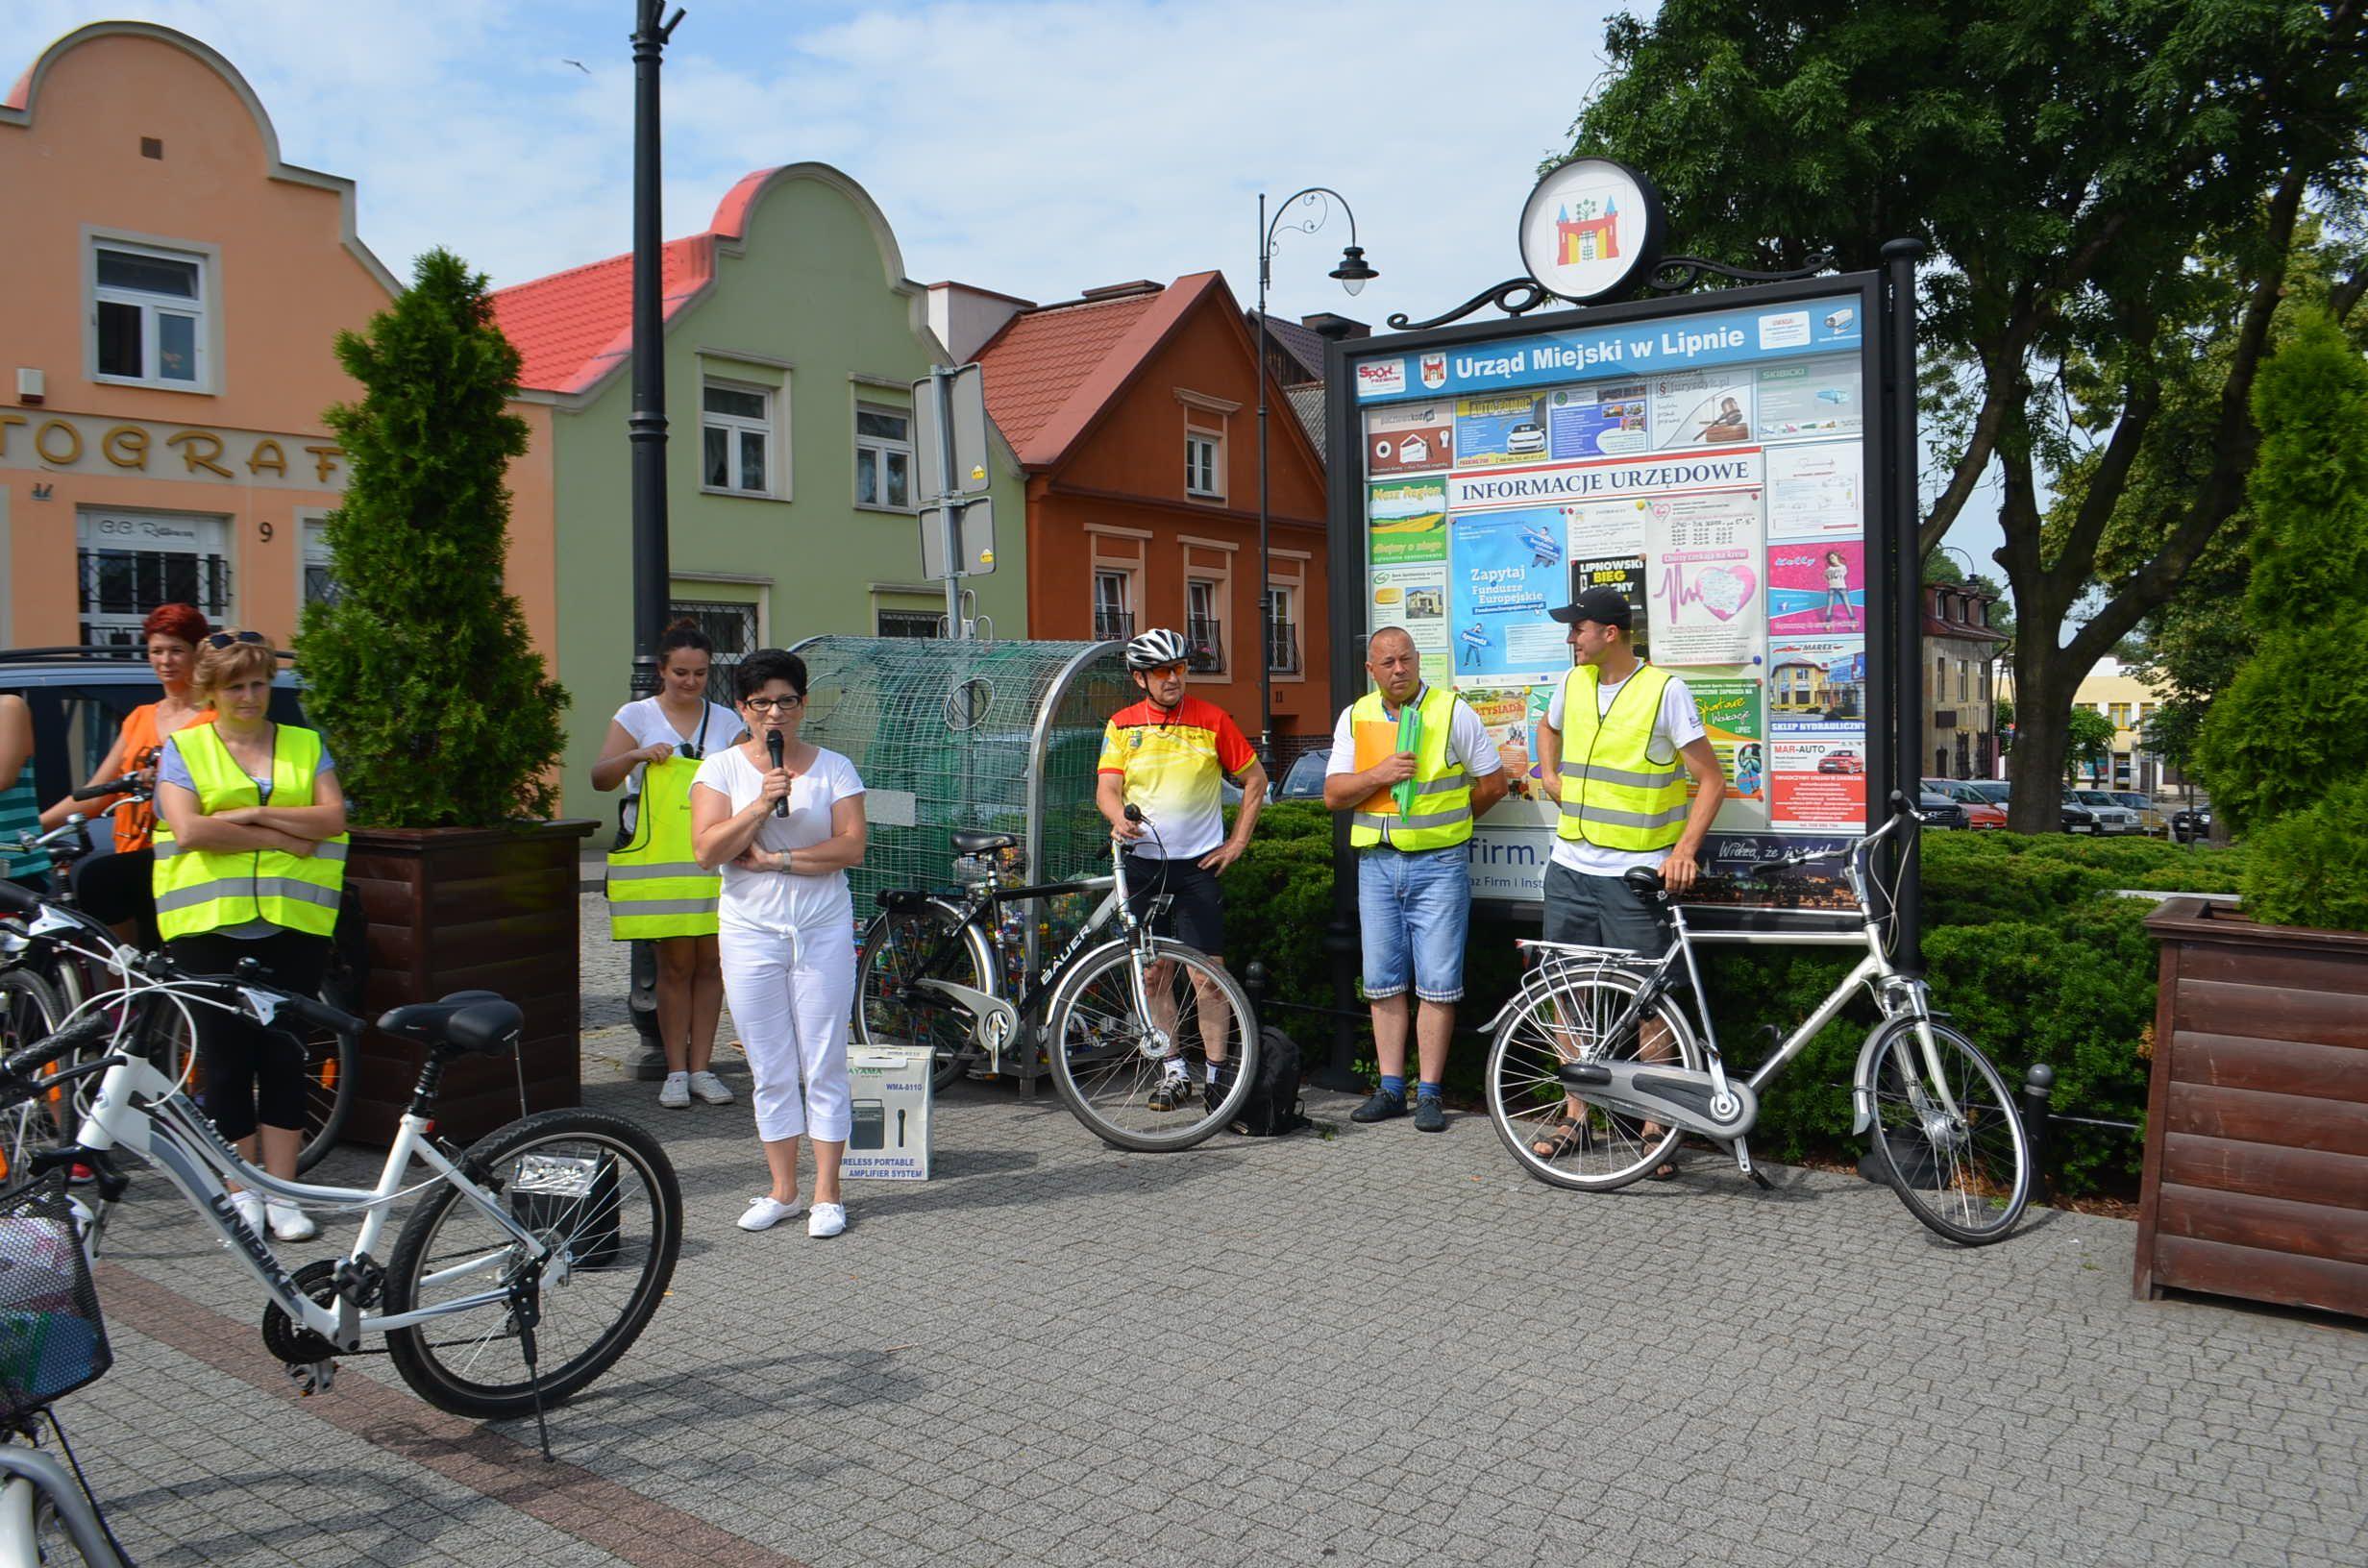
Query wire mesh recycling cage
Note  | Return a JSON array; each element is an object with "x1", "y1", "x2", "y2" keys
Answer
[{"x1": 787, "y1": 636, "x2": 1128, "y2": 1078}]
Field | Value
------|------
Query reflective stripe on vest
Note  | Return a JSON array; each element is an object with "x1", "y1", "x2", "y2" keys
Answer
[
  {"x1": 152, "y1": 723, "x2": 349, "y2": 941},
  {"x1": 605, "y1": 755, "x2": 720, "y2": 939},
  {"x1": 1554, "y1": 664, "x2": 1690, "y2": 851},
  {"x1": 1347, "y1": 683, "x2": 1475, "y2": 851}
]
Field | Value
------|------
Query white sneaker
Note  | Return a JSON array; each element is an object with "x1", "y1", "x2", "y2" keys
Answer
[
  {"x1": 231, "y1": 1189, "x2": 266, "y2": 1235},
  {"x1": 688, "y1": 1070, "x2": 734, "y2": 1105},
  {"x1": 807, "y1": 1202, "x2": 847, "y2": 1238},
  {"x1": 657, "y1": 1071, "x2": 691, "y2": 1109},
  {"x1": 736, "y1": 1195, "x2": 805, "y2": 1232},
  {"x1": 266, "y1": 1199, "x2": 319, "y2": 1242}
]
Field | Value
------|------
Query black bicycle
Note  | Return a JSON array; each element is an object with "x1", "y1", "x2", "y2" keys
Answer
[{"x1": 851, "y1": 810, "x2": 1259, "y2": 1152}]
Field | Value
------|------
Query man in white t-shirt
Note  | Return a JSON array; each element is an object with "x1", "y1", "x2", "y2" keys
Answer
[{"x1": 1534, "y1": 585, "x2": 1725, "y2": 955}]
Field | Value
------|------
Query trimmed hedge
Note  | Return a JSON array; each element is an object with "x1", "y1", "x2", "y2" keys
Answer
[{"x1": 1221, "y1": 805, "x2": 2248, "y2": 1196}]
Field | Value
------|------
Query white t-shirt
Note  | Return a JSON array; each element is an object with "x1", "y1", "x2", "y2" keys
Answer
[
  {"x1": 1325, "y1": 686, "x2": 1505, "y2": 848},
  {"x1": 1544, "y1": 666, "x2": 1707, "y2": 876},
  {"x1": 612, "y1": 697, "x2": 741, "y2": 834},
  {"x1": 691, "y1": 744, "x2": 863, "y2": 933}
]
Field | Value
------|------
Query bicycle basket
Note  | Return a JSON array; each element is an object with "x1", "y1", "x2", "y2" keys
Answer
[{"x1": 0, "y1": 1173, "x2": 110, "y2": 1424}]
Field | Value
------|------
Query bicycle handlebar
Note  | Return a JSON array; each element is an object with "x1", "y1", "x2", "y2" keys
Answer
[{"x1": 72, "y1": 772, "x2": 148, "y2": 802}]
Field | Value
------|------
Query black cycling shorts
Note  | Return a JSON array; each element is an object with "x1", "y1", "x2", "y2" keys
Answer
[{"x1": 1122, "y1": 852, "x2": 1226, "y2": 956}]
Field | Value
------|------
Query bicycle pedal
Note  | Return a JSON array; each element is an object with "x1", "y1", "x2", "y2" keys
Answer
[{"x1": 285, "y1": 1360, "x2": 336, "y2": 1397}]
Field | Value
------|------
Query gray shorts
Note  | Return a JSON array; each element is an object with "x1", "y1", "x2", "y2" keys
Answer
[{"x1": 1541, "y1": 861, "x2": 1672, "y2": 959}]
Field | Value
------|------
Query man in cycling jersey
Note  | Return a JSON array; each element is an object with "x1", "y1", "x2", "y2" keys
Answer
[{"x1": 1096, "y1": 627, "x2": 1269, "y2": 1113}]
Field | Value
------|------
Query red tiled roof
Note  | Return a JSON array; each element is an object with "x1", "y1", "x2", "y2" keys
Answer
[
  {"x1": 489, "y1": 168, "x2": 777, "y2": 395},
  {"x1": 974, "y1": 287, "x2": 1170, "y2": 463}
]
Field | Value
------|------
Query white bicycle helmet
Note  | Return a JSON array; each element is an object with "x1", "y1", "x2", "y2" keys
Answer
[{"x1": 1123, "y1": 626, "x2": 1191, "y2": 670}]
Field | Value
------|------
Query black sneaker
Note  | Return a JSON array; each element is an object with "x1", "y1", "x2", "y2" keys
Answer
[
  {"x1": 1413, "y1": 1095, "x2": 1447, "y2": 1133},
  {"x1": 1148, "y1": 1071, "x2": 1191, "y2": 1113},
  {"x1": 1203, "y1": 1065, "x2": 1234, "y2": 1117},
  {"x1": 1349, "y1": 1090, "x2": 1408, "y2": 1123}
]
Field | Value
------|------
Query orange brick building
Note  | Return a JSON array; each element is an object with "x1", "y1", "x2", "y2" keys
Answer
[{"x1": 967, "y1": 272, "x2": 1332, "y2": 750}]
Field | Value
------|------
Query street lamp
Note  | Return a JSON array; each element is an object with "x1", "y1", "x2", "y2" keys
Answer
[{"x1": 1256, "y1": 187, "x2": 1374, "y2": 766}]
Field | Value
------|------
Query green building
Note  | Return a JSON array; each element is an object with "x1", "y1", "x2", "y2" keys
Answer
[{"x1": 490, "y1": 162, "x2": 1026, "y2": 820}]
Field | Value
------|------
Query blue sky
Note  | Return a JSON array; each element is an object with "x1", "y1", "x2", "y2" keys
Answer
[{"x1": 15, "y1": 0, "x2": 2009, "y2": 568}]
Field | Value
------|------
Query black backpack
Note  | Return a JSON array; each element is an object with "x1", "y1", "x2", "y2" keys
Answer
[{"x1": 1230, "y1": 1024, "x2": 1309, "y2": 1137}]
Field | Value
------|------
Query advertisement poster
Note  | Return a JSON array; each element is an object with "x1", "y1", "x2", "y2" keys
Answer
[
  {"x1": 1568, "y1": 553, "x2": 1650, "y2": 660},
  {"x1": 1766, "y1": 636, "x2": 1865, "y2": 723},
  {"x1": 1766, "y1": 539, "x2": 1864, "y2": 634},
  {"x1": 1771, "y1": 730, "x2": 1867, "y2": 830},
  {"x1": 1765, "y1": 443, "x2": 1862, "y2": 541},
  {"x1": 1566, "y1": 495, "x2": 1650, "y2": 556},
  {"x1": 1366, "y1": 402, "x2": 1457, "y2": 475},
  {"x1": 1464, "y1": 684, "x2": 1559, "y2": 803},
  {"x1": 1368, "y1": 477, "x2": 1448, "y2": 564},
  {"x1": 1544, "y1": 380, "x2": 1650, "y2": 459},
  {"x1": 1455, "y1": 393, "x2": 1548, "y2": 466},
  {"x1": 1650, "y1": 371, "x2": 1755, "y2": 450},
  {"x1": 1644, "y1": 491, "x2": 1763, "y2": 666},
  {"x1": 1447, "y1": 509, "x2": 1568, "y2": 678},
  {"x1": 1369, "y1": 564, "x2": 1449, "y2": 651},
  {"x1": 1690, "y1": 675, "x2": 1767, "y2": 820},
  {"x1": 1756, "y1": 356, "x2": 1862, "y2": 440}
]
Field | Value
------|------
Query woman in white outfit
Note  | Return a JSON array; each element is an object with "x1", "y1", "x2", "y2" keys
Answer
[{"x1": 689, "y1": 649, "x2": 868, "y2": 1237}]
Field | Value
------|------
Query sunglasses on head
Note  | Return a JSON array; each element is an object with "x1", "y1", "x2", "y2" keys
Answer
[{"x1": 204, "y1": 630, "x2": 267, "y2": 649}]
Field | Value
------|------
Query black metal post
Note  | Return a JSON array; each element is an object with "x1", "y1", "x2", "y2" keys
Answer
[
  {"x1": 629, "y1": 0, "x2": 683, "y2": 702},
  {"x1": 1881, "y1": 238, "x2": 1926, "y2": 973},
  {"x1": 1317, "y1": 324, "x2": 1367, "y2": 1093},
  {"x1": 2020, "y1": 1063, "x2": 2055, "y2": 1204}
]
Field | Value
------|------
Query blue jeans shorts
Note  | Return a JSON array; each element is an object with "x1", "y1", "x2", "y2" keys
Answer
[{"x1": 1356, "y1": 844, "x2": 1472, "y2": 1003}]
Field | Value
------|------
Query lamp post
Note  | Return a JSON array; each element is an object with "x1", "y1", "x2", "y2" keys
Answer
[
  {"x1": 623, "y1": 0, "x2": 684, "y2": 1084},
  {"x1": 1256, "y1": 188, "x2": 1375, "y2": 766}
]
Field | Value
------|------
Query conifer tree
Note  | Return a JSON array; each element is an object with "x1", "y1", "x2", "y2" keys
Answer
[{"x1": 297, "y1": 249, "x2": 569, "y2": 827}]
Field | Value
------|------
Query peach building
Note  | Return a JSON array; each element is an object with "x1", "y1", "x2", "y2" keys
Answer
[{"x1": 0, "y1": 21, "x2": 397, "y2": 652}]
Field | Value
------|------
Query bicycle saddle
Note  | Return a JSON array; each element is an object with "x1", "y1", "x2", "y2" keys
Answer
[
  {"x1": 376, "y1": 990, "x2": 522, "y2": 1056},
  {"x1": 950, "y1": 829, "x2": 1018, "y2": 854},
  {"x1": 1622, "y1": 866, "x2": 1666, "y2": 896}
]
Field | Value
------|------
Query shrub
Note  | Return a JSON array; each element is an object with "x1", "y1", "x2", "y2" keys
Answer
[
  {"x1": 297, "y1": 249, "x2": 569, "y2": 828},
  {"x1": 2240, "y1": 776, "x2": 2368, "y2": 933}
]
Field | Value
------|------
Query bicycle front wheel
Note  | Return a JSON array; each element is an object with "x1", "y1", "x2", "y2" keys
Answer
[
  {"x1": 142, "y1": 996, "x2": 353, "y2": 1175},
  {"x1": 0, "y1": 972, "x2": 71, "y2": 1180},
  {"x1": 1486, "y1": 970, "x2": 1701, "y2": 1191},
  {"x1": 1045, "y1": 940, "x2": 1257, "y2": 1153},
  {"x1": 854, "y1": 902, "x2": 987, "y2": 1092},
  {"x1": 1865, "y1": 1018, "x2": 2031, "y2": 1245},
  {"x1": 384, "y1": 1109, "x2": 683, "y2": 1419}
]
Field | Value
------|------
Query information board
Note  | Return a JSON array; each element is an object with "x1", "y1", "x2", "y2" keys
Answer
[{"x1": 1338, "y1": 279, "x2": 1888, "y2": 914}]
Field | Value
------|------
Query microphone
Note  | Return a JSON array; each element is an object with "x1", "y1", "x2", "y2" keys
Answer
[{"x1": 767, "y1": 730, "x2": 789, "y2": 818}]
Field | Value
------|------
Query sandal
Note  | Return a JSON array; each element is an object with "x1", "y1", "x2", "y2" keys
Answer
[
  {"x1": 1641, "y1": 1125, "x2": 1681, "y2": 1181},
  {"x1": 1530, "y1": 1114, "x2": 1589, "y2": 1160}
]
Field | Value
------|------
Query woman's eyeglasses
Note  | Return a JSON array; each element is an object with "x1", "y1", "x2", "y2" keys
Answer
[
  {"x1": 743, "y1": 696, "x2": 804, "y2": 714},
  {"x1": 204, "y1": 630, "x2": 267, "y2": 649}
]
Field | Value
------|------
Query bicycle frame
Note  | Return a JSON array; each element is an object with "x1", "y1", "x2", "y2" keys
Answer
[
  {"x1": 0, "y1": 1447, "x2": 125, "y2": 1567},
  {"x1": 72, "y1": 1047, "x2": 548, "y2": 1352}
]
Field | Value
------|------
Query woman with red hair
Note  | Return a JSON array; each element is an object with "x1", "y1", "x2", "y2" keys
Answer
[{"x1": 42, "y1": 602, "x2": 215, "y2": 933}]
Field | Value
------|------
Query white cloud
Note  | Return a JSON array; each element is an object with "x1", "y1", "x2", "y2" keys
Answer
[{"x1": 12, "y1": 0, "x2": 1628, "y2": 329}]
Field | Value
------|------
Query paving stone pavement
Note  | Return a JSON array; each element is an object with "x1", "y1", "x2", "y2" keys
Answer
[{"x1": 41, "y1": 894, "x2": 2368, "y2": 1567}]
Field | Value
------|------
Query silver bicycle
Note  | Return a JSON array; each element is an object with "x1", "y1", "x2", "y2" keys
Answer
[{"x1": 1482, "y1": 797, "x2": 2032, "y2": 1245}]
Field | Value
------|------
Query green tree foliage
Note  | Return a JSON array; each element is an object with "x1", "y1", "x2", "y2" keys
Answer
[
  {"x1": 297, "y1": 249, "x2": 569, "y2": 827},
  {"x1": 2064, "y1": 706, "x2": 2118, "y2": 781},
  {"x1": 2193, "y1": 311, "x2": 2368, "y2": 833},
  {"x1": 2242, "y1": 777, "x2": 2368, "y2": 932},
  {"x1": 1564, "y1": 1, "x2": 2368, "y2": 832}
]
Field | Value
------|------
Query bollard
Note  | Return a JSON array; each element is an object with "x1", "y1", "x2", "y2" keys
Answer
[
  {"x1": 1316, "y1": 918, "x2": 1367, "y2": 1090},
  {"x1": 623, "y1": 938, "x2": 670, "y2": 1081},
  {"x1": 1243, "y1": 959, "x2": 1270, "y2": 1021},
  {"x1": 2020, "y1": 1063, "x2": 2055, "y2": 1204}
]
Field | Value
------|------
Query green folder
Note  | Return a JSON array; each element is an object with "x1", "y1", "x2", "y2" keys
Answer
[{"x1": 1394, "y1": 702, "x2": 1421, "y2": 818}]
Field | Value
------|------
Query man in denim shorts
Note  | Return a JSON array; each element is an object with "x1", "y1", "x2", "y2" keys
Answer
[{"x1": 1324, "y1": 627, "x2": 1507, "y2": 1131}]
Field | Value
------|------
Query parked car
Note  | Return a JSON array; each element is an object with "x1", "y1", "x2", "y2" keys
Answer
[
  {"x1": 1913, "y1": 791, "x2": 1968, "y2": 830},
  {"x1": 1276, "y1": 751, "x2": 1330, "y2": 801},
  {"x1": 2058, "y1": 791, "x2": 2103, "y2": 834},
  {"x1": 1921, "y1": 778, "x2": 2007, "y2": 829},
  {"x1": 1817, "y1": 749, "x2": 1863, "y2": 774},
  {"x1": 2109, "y1": 791, "x2": 2168, "y2": 835},
  {"x1": 2171, "y1": 804, "x2": 2215, "y2": 842},
  {"x1": 2069, "y1": 789, "x2": 2144, "y2": 835}
]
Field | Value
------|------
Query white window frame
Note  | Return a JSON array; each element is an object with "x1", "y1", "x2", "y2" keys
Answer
[
  {"x1": 854, "y1": 402, "x2": 915, "y2": 513},
  {"x1": 298, "y1": 509, "x2": 338, "y2": 611},
  {"x1": 1093, "y1": 569, "x2": 1134, "y2": 642},
  {"x1": 700, "y1": 377, "x2": 779, "y2": 499},
  {"x1": 86, "y1": 233, "x2": 217, "y2": 393},
  {"x1": 1263, "y1": 583, "x2": 1298, "y2": 674},
  {"x1": 1185, "y1": 428, "x2": 1223, "y2": 501}
]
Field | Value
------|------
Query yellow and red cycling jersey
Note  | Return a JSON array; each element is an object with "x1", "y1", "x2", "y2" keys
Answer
[{"x1": 1097, "y1": 696, "x2": 1256, "y2": 861}]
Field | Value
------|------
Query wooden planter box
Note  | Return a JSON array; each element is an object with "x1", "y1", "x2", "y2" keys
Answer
[
  {"x1": 344, "y1": 820, "x2": 600, "y2": 1146},
  {"x1": 2136, "y1": 897, "x2": 2368, "y2": 1317}
]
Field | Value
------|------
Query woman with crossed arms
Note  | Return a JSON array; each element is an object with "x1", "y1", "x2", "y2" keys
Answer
[{"x1": 689, "y1": 649, "x2": 867, "y2": 1239}]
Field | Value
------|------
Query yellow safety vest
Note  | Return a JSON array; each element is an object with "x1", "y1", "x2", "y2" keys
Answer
[
  {"x1": 605, "y1": 755, "x2": 720, "y2": 940},
  {"x1": 1347, "y1": 683, "x2": 1475, "y2": 851},
  {"x1": 1555, "y1": 663, "x2": 1690, "y2": 852},
  {"x1": 153, "y1": 723, "x2": 348, "y2": 941}
]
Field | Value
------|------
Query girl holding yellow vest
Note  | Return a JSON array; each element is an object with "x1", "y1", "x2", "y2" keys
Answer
[
  {"x1": 152, "y1": 630, "x2": 348, "y2": 1242},
  {"x1": 592, "y1": 621, "x2": 738, "y2": 1111}
]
